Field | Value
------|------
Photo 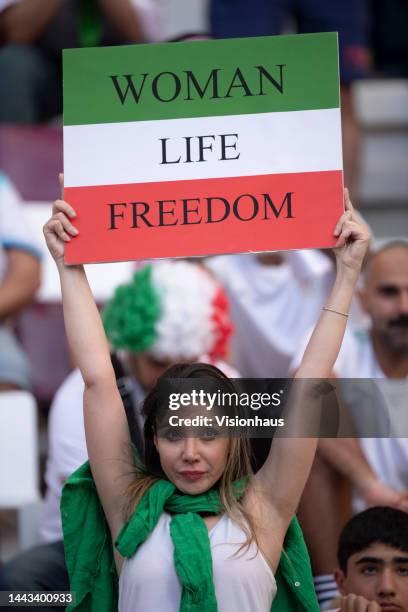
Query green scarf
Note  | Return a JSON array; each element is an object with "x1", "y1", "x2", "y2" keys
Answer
[{"x1": 61, "y1": 462, "x2": 319, "y2": 611}]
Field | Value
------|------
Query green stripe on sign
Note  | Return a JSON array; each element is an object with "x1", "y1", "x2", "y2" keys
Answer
[{"x1": 63, "y1": 32, "x2": 340, "y2": 126}]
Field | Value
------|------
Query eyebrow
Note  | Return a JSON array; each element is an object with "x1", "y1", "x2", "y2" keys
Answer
[
  {"x1": 376, "y1": 284, "x2": 399, "y2": 291},
  {"x1": 377, "y1": 283, "x2": 408, "y2": 292},
  {"x1": 356, "y1": 557, "x2": 384, "y2": 566},
  {"x1": 356, "y1": 557, "x2": 408, "y2": 565}
]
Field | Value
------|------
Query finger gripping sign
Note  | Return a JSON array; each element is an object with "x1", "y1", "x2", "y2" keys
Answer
[{"x1": 63, "y1": 33, "x2": 343, "y2": 264}]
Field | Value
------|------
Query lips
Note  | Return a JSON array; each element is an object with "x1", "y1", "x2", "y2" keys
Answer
[
  {"x1": 379, "y1": 603, "x2": 401, "y2": 611},
  {"x1": 179, "y1": 471, "x2": 205, "y2": 481}
]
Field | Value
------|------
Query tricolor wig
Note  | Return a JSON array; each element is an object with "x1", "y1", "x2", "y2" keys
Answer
[{"x1": 103, "y1": 261, "x2": 232, "y2": 362}]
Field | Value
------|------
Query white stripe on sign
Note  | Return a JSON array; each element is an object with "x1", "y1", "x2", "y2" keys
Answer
[{"x1": 64, "y1": 108, "x2": 342, "y2": 188}]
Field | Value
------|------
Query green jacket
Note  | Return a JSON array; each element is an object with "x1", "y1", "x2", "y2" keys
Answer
[{"x1": 61, "y1": 462, "x2": 319, "y2": 612}]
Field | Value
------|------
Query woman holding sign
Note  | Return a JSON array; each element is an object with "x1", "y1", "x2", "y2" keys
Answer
[{"x1": 43, "y1": 183, "x2": 369, "y2": 612}]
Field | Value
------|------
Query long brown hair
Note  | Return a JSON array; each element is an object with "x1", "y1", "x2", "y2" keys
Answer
[{"x1": 123, "y1": 363, "x2": 258, "y2": 550}]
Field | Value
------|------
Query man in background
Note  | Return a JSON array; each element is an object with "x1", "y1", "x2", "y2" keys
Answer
[{"x1": 328, "y1": 507, "x2": 408, "y2": 611}]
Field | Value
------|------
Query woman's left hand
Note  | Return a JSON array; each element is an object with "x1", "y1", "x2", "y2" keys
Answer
[{"x1": 333, "y1": 189, "x2": 371, "y2": 273}]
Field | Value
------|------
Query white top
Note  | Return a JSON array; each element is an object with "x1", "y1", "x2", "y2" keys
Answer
[
  {"x1": 119, "y1": 512, "x2": 276, "y2": 612},
  {"x1": 290, "y1": 326, "x2": 385, "y2": 378},
  {"x1": 334, "y1": 329, "x2": 408, "y2": 510},
  {"x1": 39, "y1": 369, "x2": 90, "y2": 542}
]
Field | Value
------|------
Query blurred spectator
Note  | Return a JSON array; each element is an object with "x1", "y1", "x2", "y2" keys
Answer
[
  {"x1": 330, "y1": 241, "x2": 408, "y2": 503},
  {"x1": 327, "y1": 507, "x2": 408, "y2": 611},
  {"x1": 0, "y1": 0, "x2": 162, "y2": 123},
  {"x1": 0, "y1": 171, "x2": 41, "y2": 390},
  {"x1": 0, "y1": 260, "x2": 237, "y2": 607},
  {"x1": 206, "y1": 249, "x2": 365, "y2": 379},
  {"x1": 209, "y1": 0, "x2": 372, "y2": 195}
]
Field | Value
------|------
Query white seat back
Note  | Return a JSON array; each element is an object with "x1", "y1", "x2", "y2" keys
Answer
[{"x1": 0, "y1": 391, "x2": 40, "y2": 507}]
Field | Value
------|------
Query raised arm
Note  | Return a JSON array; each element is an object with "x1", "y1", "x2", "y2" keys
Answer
[
  {"x1": 251, "y1": 190, "x2": 370, "y2": 524},
  {"x1": 43, "y1": 184, "x2": 134, "y2": 543}
]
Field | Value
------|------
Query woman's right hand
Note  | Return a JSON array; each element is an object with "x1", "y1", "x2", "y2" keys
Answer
[
  {"x1": 333, "y1": 189, "x2": 371, "y2": 275},
  {"x1": 43, "y1": 198, "x2": 78, "y2": 264}
]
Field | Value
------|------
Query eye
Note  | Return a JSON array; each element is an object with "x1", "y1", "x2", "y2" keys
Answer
[
  {"x1": 378, "y1": 285, "x2": 399, "y2": 297},
  {"x1": 200, "y1": 428, "x2": 218, "y2": 441},
  {"x1": 361, "y1": 566, "x2": 378, "y2": 576},
  {"x1": 397, "y1": 567, "x2": 408, "y2": 576},
  {"x1": 164, "y1": 428, "x2": 184, "y2": 442}
]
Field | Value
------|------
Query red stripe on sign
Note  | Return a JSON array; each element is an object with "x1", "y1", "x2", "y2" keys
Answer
[{"x1": 64, "y1": 170, "x2": 343, "y2": 264}]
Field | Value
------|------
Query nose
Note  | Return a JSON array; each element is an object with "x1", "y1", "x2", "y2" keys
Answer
[
  {"x1": 181, "y1": 437, "x2": 200, "y2": 463},
  {"x1": 377, "y1": 569, "x2": 397, "y2": 597}
]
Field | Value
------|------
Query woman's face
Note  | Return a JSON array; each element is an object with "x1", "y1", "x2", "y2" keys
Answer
[{"x1": 154, "y1": 427, "x2": 230, "y2": 494}]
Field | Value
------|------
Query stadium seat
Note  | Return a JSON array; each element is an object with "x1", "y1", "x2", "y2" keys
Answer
[{"x1": 0, "y1": 391, "x2": 42, "y2": 550}]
